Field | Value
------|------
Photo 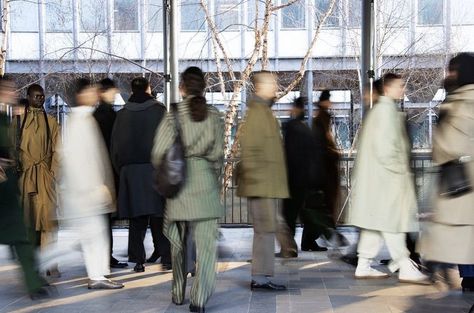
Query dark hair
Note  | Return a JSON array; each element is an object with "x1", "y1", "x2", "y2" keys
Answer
[
  {"x1": 293, "y1": 97, "x2": 307, "y2": 109},
  {"x1": 99, "y1": 78, "x2": 116, "y2": 92},
  {"x1": 131, "y1": 77, "x2": 150, "y2": 94},
  {"x1": 27, "y1": 84, "x2": 44, "y2": 96},
  {"x1": 19, "y1": 98, "x2": 28, "y2": 107},
  {"x1": 373, "y1": 79, "x2": 383, "y2": 95},
  {"x1": 181, "y1": 67, "x2": 207, "y2": 122},
  {"x1": 382, "y1": 73, "x2": 402, "y2": 88},
  {"x1": 74, "y1": 78, "x2": 92, "y2": 95},
  {"x1": 250, "y1": 70, "x2": 272, "y2": 87},
  {"x1": 448, "y1": 52, "x2": 474, "y2": 87},
  {"x1": 319, "y1": 90, "x2": 331, "y2": 102}
]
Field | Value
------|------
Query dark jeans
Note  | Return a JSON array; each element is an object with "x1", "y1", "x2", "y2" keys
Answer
[
  {"x1": 300, "y1": 189, "x2": 334, "y2": 247},
  {"x1": 128, "y1": 216, "x2": 171, "y2": 264},
  {"x1": 9, "y1": 240, "x2": 45, "y2": 293}
]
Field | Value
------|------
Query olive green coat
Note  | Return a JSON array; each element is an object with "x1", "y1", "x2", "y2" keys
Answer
[
  {"x1": 237, "y1": 97, "x2": 289, "y2": 199},
  {"x1": 151, "y1": 98, "x2": 225, "y2": 221}
]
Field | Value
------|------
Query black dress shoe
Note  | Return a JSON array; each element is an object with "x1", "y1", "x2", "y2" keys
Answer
[
  {"x1": 250, "y1": 281, "x2": 287, "y2": 291},
  {"x1": 46, "y1": 269, "x2": 61, "y2": 278},
  {"x1": 462, "y1": 278, "x2": 474, "y2": 293},
  {"x1": 340, "y1": 255, "x2": 358, "y2": 267},
  {"x1": 162, "y1": 263, "x2": 172, "y2": 271},
  {"x1": 146, "y1": 251, "x2": 160, "y2": 263},
  {"x1": 134, "y1": 263, "x2": 145, "y2": 273},
  {"x1": 189, "y1": 304, "x2": 205, "y2": 312},
  {"x1": 301, "y1": 243, "x2": 327, "y2": 252},
  {"x1": 111, "y1": 257, "x2": 128, "y2": 268},
  {"x1": 275, "y1": 251, "x2": 298, "y2": 258},
  {"x1": 88, "y1": 279, "x2": 124, "y2": 289}
]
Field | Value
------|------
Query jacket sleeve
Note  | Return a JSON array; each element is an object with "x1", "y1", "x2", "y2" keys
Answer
[
  {"x1": 208, "y1": 112, "x2": 225, "y2": 175},
  {"x1": 151, "y1": 112, "x2": 176, "y2": 168},
  {"x1": 50, "y1": 118, "x2": 61, "y2": 179},
  {"x1": 371, "y1": 106, "x2": 406, "y2": 174},
  {"x1": 110, "y1": 115, "x2": 121, "y2": 174}
]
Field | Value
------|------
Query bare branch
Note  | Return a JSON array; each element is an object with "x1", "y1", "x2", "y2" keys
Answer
[{"x1": 271, "y1": 0, "x2": 300, "y2": 12}]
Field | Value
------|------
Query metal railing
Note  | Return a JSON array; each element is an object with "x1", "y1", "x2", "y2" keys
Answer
[{"x1": 220, "y1": 151, "x2": 434, "y2": 225}]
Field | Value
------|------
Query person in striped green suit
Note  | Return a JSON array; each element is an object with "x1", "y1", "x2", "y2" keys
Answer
[{"x1": 152, "y1": 67, "x2": 224, "y2": 313}]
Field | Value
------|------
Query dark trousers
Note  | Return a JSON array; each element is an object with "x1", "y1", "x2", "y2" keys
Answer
[
  {"x1": 9, "y1": 240, "x2": 45, "y2": 293},
  {"x1": 107, "y1": 214, "x2": 114, "y2": 256},
  {"x1": 128, "y1": 216, "x2": 171, "y2": 264},
  {"x1": 299, "y1": 189, "x2": 334, "y2": 247},
  {"x1": 282, "y1": 188, "x2": 306, "y2": 237}
]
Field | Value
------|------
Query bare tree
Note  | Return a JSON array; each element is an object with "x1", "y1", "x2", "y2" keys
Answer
[{"x1": 0, "y1": 0, "x2": 10, "y2": 77}]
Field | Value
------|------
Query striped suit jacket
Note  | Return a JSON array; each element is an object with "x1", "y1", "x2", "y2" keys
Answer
[{"x1": 151, "y1": 97, "x2": 225, "y2": 221}]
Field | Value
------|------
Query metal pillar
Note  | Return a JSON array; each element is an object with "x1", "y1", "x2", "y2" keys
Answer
[
  {"x1": 169, "y1": 0, "x2": 179, "y2": 104},
  {"x1": 306, "y1": 0, "x2": 314, "y2": 127},
  {"x1": 163, "y1": 0, "x2": 170, "y2": 109},
  {"x1": 360, "y1": 0, "x2": 374, "y2": 116},
  {"x1": 38, "y1": 0, "x2": 46, "y2": 88}
]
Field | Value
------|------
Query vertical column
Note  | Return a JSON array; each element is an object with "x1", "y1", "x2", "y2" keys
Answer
[
  {"x1": 444, "y1": 0, "x2": 451, "y2": 56},
  {"x1": 140, "y1": 0, "x2": 147, "y2": 75},
  {"x1": 107, "y1": 0, "x2": 113, "y2": 74},
  {"x1": 360, "y1": 0, "x2": 373, "y2": 116},
  {"x1": 169, "y1": 0, "x2": 179, "y2": 104},
  {"x1": 163, "y1": 0, "x2": 170, "y2": 109},
  {"x1": 274, "y1": 0, "x2": 280, "y2": 71},
  {"x1": 72, "y1": 0, "x2": 80, "y2": 71},
  {"x1": 306, "y1": 0, "x2": 314, "y2": 126},
  {"x1": 38, "y1": 0, "x2": 46, "y2": 87},
  {"x1": 240, "y1": 0, "x2": 247, "y2": 114}
]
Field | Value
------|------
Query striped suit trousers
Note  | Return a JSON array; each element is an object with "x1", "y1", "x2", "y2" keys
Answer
[{"x1": 165, "y1": 218, "x2": 218, "y2": 307}]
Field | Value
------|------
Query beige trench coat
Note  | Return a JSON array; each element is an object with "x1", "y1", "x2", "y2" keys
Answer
[
  {"x1": 347, "y1": 96, "x2": 418, "y2": 233},
  {"x1": 419, "y1": 85, "x2": 474, "y2": 264}
]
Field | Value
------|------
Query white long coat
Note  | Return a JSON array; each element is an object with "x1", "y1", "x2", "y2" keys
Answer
[
  {"x1": 347, "y1": 96, "x2": 418, "y2": 233},
  {"x1": 419, "y1": 85, "x2": 474, "y2": 264},
  {"x1": 59, "y1": 106, "x2": 116, "y2": 220}
]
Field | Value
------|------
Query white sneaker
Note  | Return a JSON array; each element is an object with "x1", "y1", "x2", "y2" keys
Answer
[
  {"x1": 355, "y1": 258, "x2": 389, "y2": 279},
  {"x1": 398, "y1": 259, "x2": 430, "y2": 285}
]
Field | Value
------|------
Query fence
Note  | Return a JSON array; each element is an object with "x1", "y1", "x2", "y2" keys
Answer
[{"x1": 220, "y1": 151, "x2": 434, "y2": 225}]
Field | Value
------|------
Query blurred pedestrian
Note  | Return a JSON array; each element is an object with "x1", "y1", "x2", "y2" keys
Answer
[
  {"x1": 56, "y1": 78, "x2": 123, "y2": 290},
  {"x1": 282, "y1": 97, "x2": 315, "y2": 252},
  {"x1": 0, "y1": 77, "x2": 55, "y2": 299},
  {"x1": 111, "y1": 77, "x2": 171, "y2": 273},
  {"x1": 419, "y1": 53, "x2": 474, "y2": 292},
  {"x1": 15, "y1": 84, "x2": 60, "y2": 278},
  {"x1": 93, "y1": 78, "x2": 127, "y2": 269},
  {"x1": 348, "y1": 73, "x2": 428, "y2": 283},
  {"x1": 152, "y1": 66, "x2": 224, "y2": 312},
  {"x1": 237, "y1": 71, "x2": 292, "y2": 290}
]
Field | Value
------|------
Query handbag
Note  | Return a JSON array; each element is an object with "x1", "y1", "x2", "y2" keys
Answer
[
  {"x1": 439, "y1": 156, "x2": 472, "y2": 198},
  {"x1": 154, "y1": 104, "x2": 187, "y2": 198}
]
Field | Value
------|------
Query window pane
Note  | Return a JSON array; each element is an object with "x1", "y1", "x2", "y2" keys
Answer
[
  {"x1": 348, "y1": 0, "x2": 361, "y2": 27},
  {"x1": 81, "y1": 0, "x2": 107, "y2": 32},
  {"x1": 11, "y1": 1, "x2": 39, "y2": 32},
  {"x1": 181, "y1": 0, "x2": 205, "y2": 31},
  {"x1": 216, "y1": 0, "x2": 240, "y2": 31},
  {"x1": 418, "y1": 0, "x2": 443, "y2": 25},
  {"x1": 315, "y1": 0, "x2": 339, "y2": 27},
  {"x1": 381, "y1": 0, "x2": 411, "y2": 27},
  {"x1": 148, "y1": 0, "x2": 163, "y2": 31},
  {"x1": 114, "y1": 0, "x2": 138, "y2": 31},
  {"x1": 247, "y1": 0, "x2": 272, "y2": 30},
  {"x1": 46, "y1": 0, "x2": 73, "y2": 32},
  {"x1": 452, "y1": 0, "x2": 474, "y2": 25},
  {"x1": 281, "y1": 0, "x2": 305, "y2": 29}
]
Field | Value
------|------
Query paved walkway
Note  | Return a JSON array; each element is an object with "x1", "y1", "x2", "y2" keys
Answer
[{"x1": 0, "y1": 228, "x2": 473, "y2": 313}]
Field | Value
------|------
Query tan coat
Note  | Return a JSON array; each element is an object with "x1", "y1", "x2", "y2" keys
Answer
[
  {"x1": 237, "y1": 97, "x2": 289, "y2": 199},
  {"x1": 16, "y1": 109, "x2": 59, "y2": 232},
  {"x1": 419, "y1": 85, "x2": 474, "y2": 264},
  {"x1": 347, "y1": 96, "x2": 418, "y2": 233}
]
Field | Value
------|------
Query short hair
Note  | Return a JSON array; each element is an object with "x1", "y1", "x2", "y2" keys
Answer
[
  {"x1": 27, "y1": 84, "x2": 44, "y2": 96},
  {"x1": 131, "y1": 77, "x2": 150, "y2": 94},
  {"x1": 382, "y1": 73, "x2": 402, "y2": 88},
  {"x1": 99, "y1": 78, "x2": 116, "y2": 92},
  {"x1": 448, "y1": 52, "x2": 474, "y2": 87},
  {"x1": 293, "y1": 97, "x2": 307, "y2": 109},
  {"x1": 250, "y1": 70, "x2": 273, "y2": 87},
  {"x1": 373, "y1": 79, "x2": 383, "y2": 95},
  {"x1": 319, "y1": 90, "x2": 331, "y2": 102},
  {"x1": 74, "y1": 78, "x2": 92, "y2": 95}
]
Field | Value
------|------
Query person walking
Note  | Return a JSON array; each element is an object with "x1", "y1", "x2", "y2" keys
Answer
[
  {"x1": 55, "y1": 78, "x2": 123, "y2": 290},
  {"x1": 93, "y1": 78, "x2": 127, "y2": 269},
  {"x1": 152, "y1": 67, "x2": 224, "y2": 313},
  {"x1": 419, "y1": 53, "x2": 474, "y2": 292},
  {"x1": 282, "y1": 97, "x2": 316, "y2": 253},
  {"x1": 348, "y1": 73, "x2": 428, "y2": 283},
  {"x1": 15, "y1": 84, "x2": 60, "y2": 278},
  {"x1": 237, "y1": 71, "x2": 293, "y2": 290},
  {"x1": 111, "y1": 77, "x2": 171, "y2": 273},
  {"x1": 0, "y1": 77, "x2": 55, "y2": 299}
]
